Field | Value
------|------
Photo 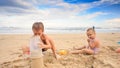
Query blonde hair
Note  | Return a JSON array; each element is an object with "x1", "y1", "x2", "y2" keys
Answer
[
  {"x1": 32, "y1": 22, "x2": 44, "y2": 32},
  {"x1": 87, "y1": 28, "x2": 95, "y2": 33}
]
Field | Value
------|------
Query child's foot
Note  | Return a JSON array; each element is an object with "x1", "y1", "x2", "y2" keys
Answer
[
  {"x1": 55, "y1": 54, "x2": 61, "y2": 60},
  {"x1": 23, "y1": 54, "x2": 30, "y2": 60},
  {"x1": 73, "y1": 46, "x2": 78, "y2": 50},
  {"x1": 69, "y1": 51, "x2": 73, "y2": 54}
]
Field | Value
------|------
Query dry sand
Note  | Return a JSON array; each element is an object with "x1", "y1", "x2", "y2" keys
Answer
[{"x1": 0, "y1": 33, "x2": 120, "y2": 68}]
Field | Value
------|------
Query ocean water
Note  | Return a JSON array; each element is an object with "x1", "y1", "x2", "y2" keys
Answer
[
  {"x1": 118, "y1": 42, "x2": 120, "y2": 45},
  {"x1": 0, "y1": 27, "x2": 120, "y2": 34}
]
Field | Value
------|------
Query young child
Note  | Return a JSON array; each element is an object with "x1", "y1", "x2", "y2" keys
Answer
[
  {"x1": 22, "y1": 22, "x2": 60, "y2": 59},
  {"x1": 70, "y1": 28, "x2": 100, "y2": 55}
]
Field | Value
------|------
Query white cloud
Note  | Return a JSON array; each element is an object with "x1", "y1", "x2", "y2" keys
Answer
[
  {"x1": 0, "y1": 0, "x2": 120, "y2": 28},
  {"x1": 105, "y1": 18, "x2": 120, "y2": 23},
  {"x1": 0, "y1": 8, "x2": 109, "y2": 28},
  {"x1": 101, "y1": 0, "x2": 120, "y2": 4},
  {"x1": 81, "y1": 12, "x2": 108, "y2": 19},
  {"x1": 102, "y1": 18, "x2": 120, "y2": 27}
]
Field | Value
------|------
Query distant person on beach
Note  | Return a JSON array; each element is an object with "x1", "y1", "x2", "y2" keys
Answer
[
  {"x1": 70, "y1": 28, "x2": 100, "y2": 55},
  {"x1": 22, "y1": 22, "x2": 60, "y2": 59},
  {"x1": 116, "y1": 48, "x2": 120, "y2": 53},
  {"x1": 93, "y1": 26, "x2": 95, "y2": 30}
]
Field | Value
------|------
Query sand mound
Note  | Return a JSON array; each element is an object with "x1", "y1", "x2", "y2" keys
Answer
[{"x1": 0, "y1": 46, "x2": 120, "y2": 68}]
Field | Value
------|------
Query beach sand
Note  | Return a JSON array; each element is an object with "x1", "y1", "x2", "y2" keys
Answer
[{"x1": 0, "y1": 33, "x2": 120, "y2": 68}]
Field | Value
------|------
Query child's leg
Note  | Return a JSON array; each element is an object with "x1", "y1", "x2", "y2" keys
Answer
[
  {"x1": 70, "y1": 49, "x2": 94, "y2": 55},
  {"x1": 73, "y1": 45, "x2": 86, "y2": 50},
  {"x1": 70, "y1": 50, "x2": 83, "y2": 54},
  {"x1": 82, "y1": 49, "x2": 94, "y2": 55}
]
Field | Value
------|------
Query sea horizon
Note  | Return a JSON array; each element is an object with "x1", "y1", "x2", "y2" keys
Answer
[{"x1": 0, "y1": 27, "x2": 120, "y2": 34}]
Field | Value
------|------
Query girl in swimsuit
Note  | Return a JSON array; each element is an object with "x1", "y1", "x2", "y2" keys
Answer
[{"x1": 70, "y1": 28, "x2": 100, "y2": 55}]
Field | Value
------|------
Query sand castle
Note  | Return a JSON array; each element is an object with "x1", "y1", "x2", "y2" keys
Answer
[{"x1": 29, "y1": 35, "x2": 44, "y2": 68}]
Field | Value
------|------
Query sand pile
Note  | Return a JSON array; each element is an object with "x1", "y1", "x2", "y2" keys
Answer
[{"x1": 0, "y1": 45, "x2": 120, "y2": 68}]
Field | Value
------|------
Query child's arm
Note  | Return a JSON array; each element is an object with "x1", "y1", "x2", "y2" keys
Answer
[{"x1": 39, "y1": 35, "x2": 51, "y2": 49}]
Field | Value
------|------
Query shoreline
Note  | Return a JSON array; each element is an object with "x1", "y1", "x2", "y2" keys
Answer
[{"x1": 0, "y1": 32, "x2": 120, "y2": 35}]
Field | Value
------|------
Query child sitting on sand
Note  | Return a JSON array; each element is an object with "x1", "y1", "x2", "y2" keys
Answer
[
  {"x1": 22, "y1": 22, "x2": 60, "y2": 59},
  {"x1": 70, "y1": 28, "x2": 100, "y2": 55}
]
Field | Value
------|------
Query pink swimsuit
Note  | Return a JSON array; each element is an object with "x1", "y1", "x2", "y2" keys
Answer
[{"x1": 88, "y1": 38, "x2": 99, "y2": 54}]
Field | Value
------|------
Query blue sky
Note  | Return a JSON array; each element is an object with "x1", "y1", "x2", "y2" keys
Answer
[{"x1": 0, "y1": 0, "x2": 120, "y2": 28}]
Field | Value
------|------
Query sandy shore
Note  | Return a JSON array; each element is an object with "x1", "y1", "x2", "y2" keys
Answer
[{"x1": 0, "y1": 33, "x2": 120, "y2": 68}]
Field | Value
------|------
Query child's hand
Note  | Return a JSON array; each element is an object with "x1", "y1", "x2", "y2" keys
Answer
[
  {"x1": 38, "y1": 43, "x2": 45, "y2": 49},
  {"x1": 87, "y1": 39, "x2": 90, "y2": 43}
]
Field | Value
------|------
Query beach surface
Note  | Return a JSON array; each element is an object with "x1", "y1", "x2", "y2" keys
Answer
[{"x1": 0, "y1": 33, "x2": 120, "y2": 68}]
